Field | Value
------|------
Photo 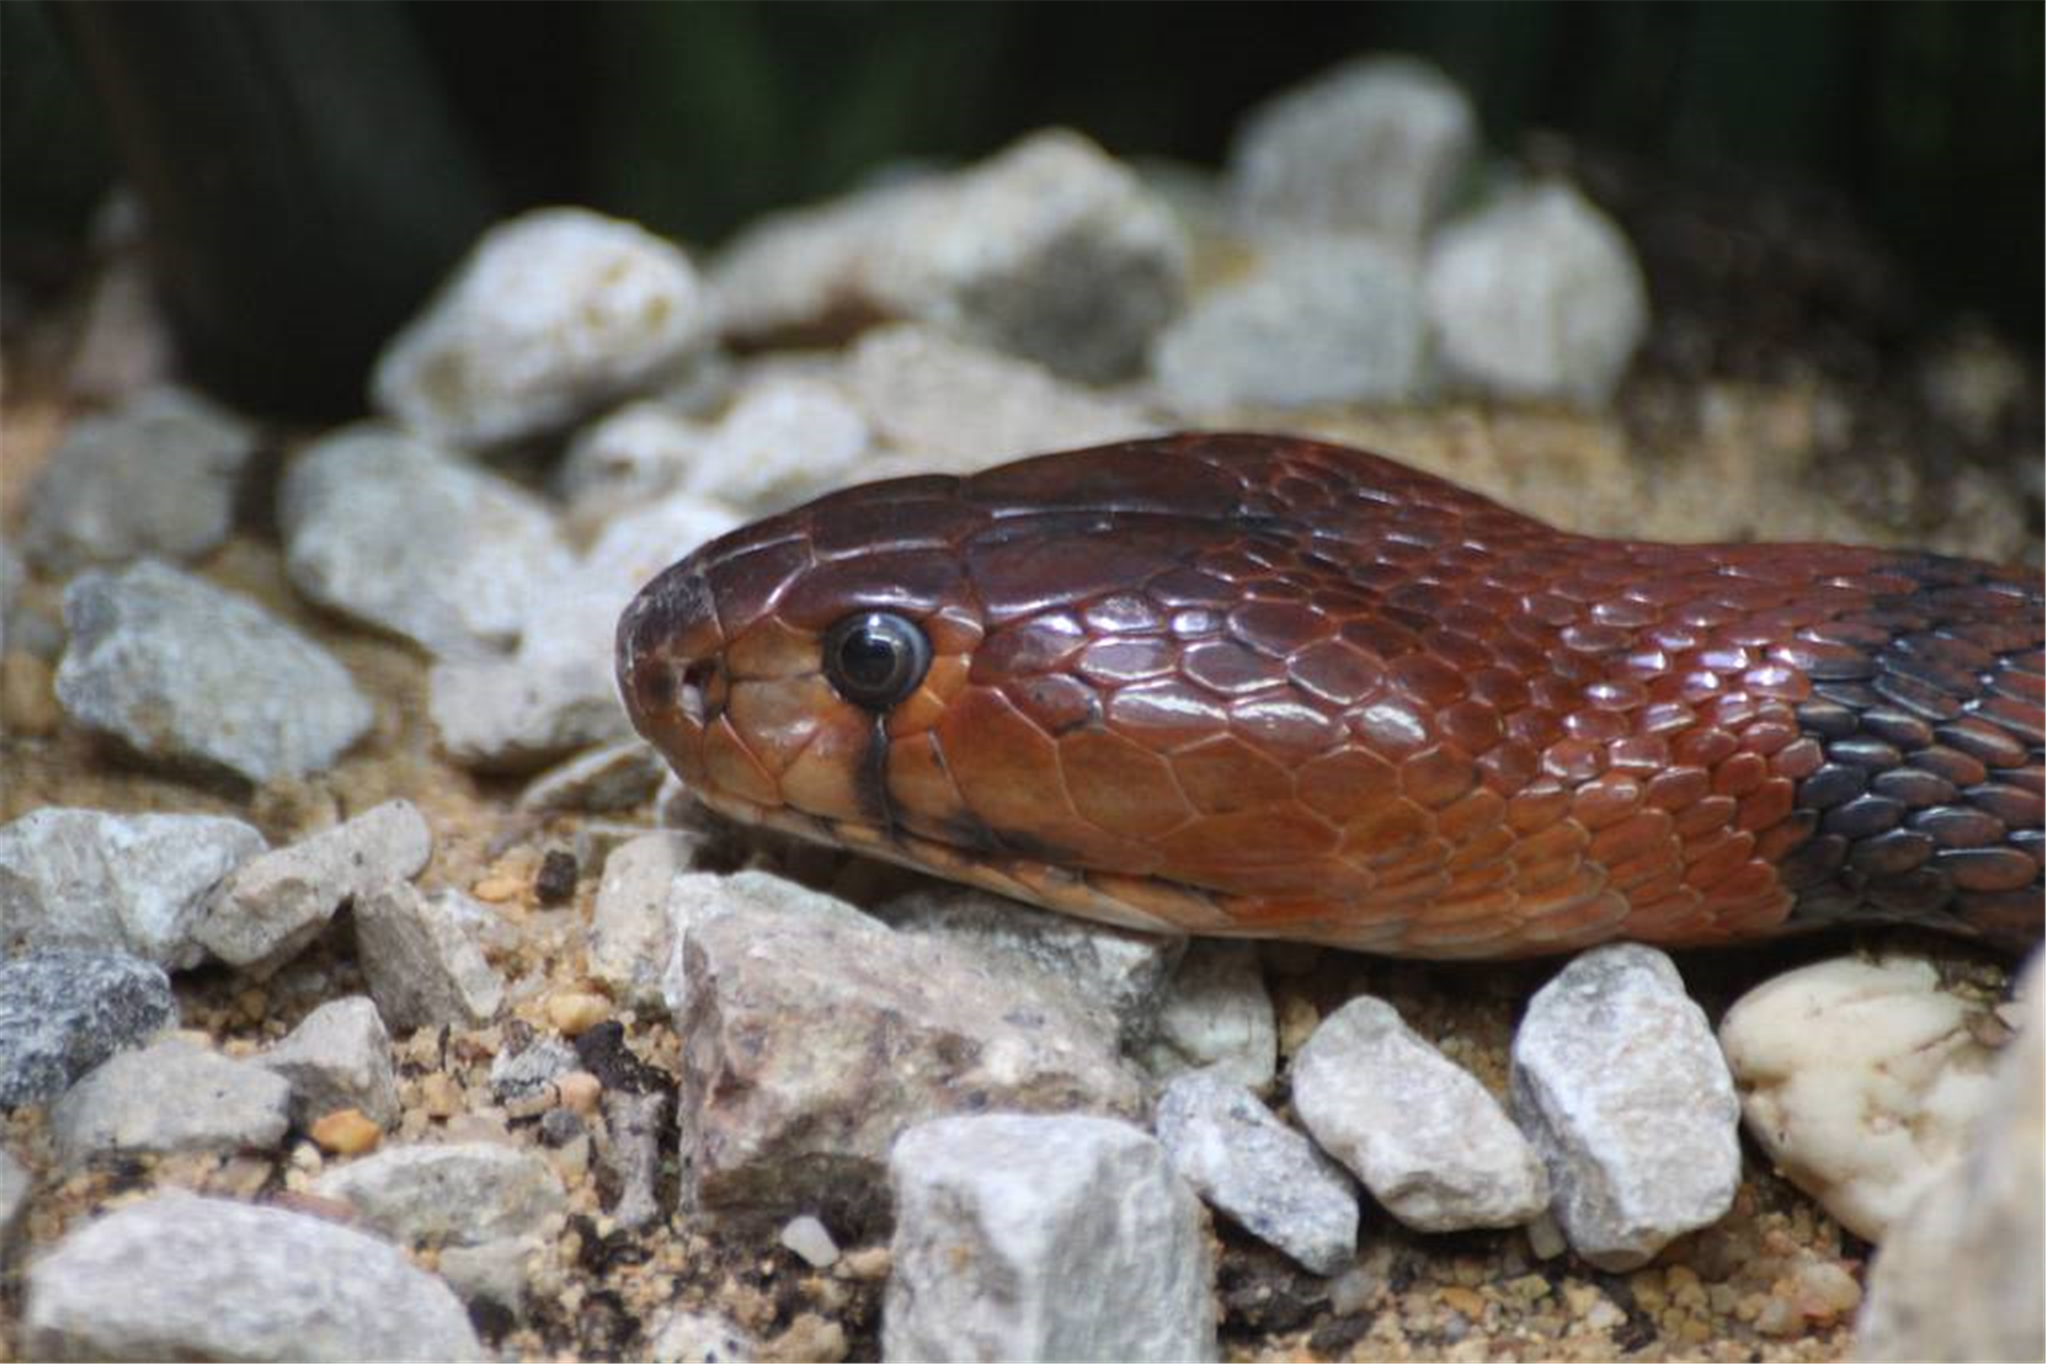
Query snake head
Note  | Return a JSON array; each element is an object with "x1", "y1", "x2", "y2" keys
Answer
[{"x1": 616, "y1": 475, "x2": 995, "y2": 841}]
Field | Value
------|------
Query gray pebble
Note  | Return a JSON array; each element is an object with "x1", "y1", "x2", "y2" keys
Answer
[
  {"x1": 1509, "y1": 944, "x2": 1740, "y2": 1271},
  {"x1": 885, "y1": 1113, "x2": 1217, "y2": 1363},
  {"x1": 23, "y1": 1190, "x2": 482, "y2": 1361},
  {"x1": 648, "y1": 1308, "x2": 756, "y2": 1364},
  {"x1": 0, "y1": 949, "x2": 176, "y2": 1109},
  {"x1": 52, "y1": 1038, "x2": 291, "y2": 1165},
  {"x1": 353, "y1": 883, "x2": 505, "y2": 1031},
  {"x1": 1291, "y1": 995, "x2": 1549, "y2": 1233},
  {"x1": 437, "y1": 1236, "x2": 533, "y2": 1325},
  {"x1": 602, "y1": 1087, "x2": 671, "y2": 1233},
  {"x1": 1155, "y1": 1070, "x2": 1359, "y2": 1276},
  {"x1": 588, "y1": 831, "x2": 704, "y2": 1010},
  {"x1": 279, "y1": 425, "x2": 573, "y2": 658},
  {"x1": 0, "y1": 807, "x2": 264, "y2": 968},
  {"x1": 310, "y1": 1142, "x2": 566, "y2": 1247},
  {"x1": 254, "y1": 995, "x2": 399, "y2": 1129},
  {"x1": 197, "y1": 798, "x2": 431, "y2": 973},
  {"x1": 21, "y1": 385, "x2": 257, "y2": 574},
  {"x1": 56, "y1": 559, "x2": 373, "y2": 786},
  {"x1": 674, "y1": 873, "x2": 1144, "y2": 1226}
]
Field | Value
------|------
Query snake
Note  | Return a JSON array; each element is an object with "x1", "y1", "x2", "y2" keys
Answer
[{"x1": 617, "y1": 432, "x2": 2044, "y2": 960}]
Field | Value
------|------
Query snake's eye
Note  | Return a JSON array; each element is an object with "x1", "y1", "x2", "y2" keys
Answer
[{"x1": 821, "y1": 611, "x2": 931, "y2": 711}]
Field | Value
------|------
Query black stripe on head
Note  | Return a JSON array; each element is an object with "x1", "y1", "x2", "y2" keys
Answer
[{"x1": 1783, "y1": 555, "x2": 2044, "y2": 953}]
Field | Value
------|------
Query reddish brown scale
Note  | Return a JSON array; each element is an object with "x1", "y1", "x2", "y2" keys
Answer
[{"x1": 618, "y1": 433, "x2": 2045, "y2": 959}]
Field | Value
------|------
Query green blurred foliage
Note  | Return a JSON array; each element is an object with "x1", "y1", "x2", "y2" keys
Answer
[{"x1": 6, "y1": 1, "x2": 2040, "y2": 355}]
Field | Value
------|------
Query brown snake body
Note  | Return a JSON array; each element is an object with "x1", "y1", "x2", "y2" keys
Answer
[{"x1": 618, "y1": 433, "x2": 2044, "y2": 959}]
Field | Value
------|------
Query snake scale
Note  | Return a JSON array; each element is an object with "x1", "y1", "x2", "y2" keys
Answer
[{"x1": 618, "y1": 432, "x2": 2043, "y2": 959}]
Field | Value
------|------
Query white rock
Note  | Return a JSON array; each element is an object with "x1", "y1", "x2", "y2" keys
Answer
[
  {"x1": 779, "y1": 1214, "x2": 840, "y2": 1268},
  {"x1": 1153, "y1": 232, "x2": 1429, "y2": 410},
  {"x1": 1856, "y1": 954, "x2": 2042, "y2": 1361},
  {"x1": 712, "y1": 171, "x2": 939, "y2": 343},
  {"x1": 869, "y1": 883, "x2": 1182, "y2": 1048},
  {"x1": 842, "y1": 324, "x2": 1159, "y2": 475},
  {"x1": 22, "y1": 1191, "x2": 482, "y2": 1361},
  {"x1": 1138, "y1": 940, "x2": 1278, "y2": 1093},
  {"x1": 279, "y1": 425, "x2": 574, "y2": 658},
  {"x1": 1510, "y1": 944, "x2": 1739, "y2": 1270},
  {"x1": 256, "y1": 995, "x2": 399, "y2": 1129},
  {"x1": 197, "y1": 799, "x2": 432, "y2": 973},
  {"x1": 56, "y1": 559, "x2": 373, "y2": 785},
  {"x1": 51, "y1": 1038, "x2": 291, "y2": 1164},
  {"x1": 0, "y1": 807, "x2": 264, "y2": 968},
  {"x1": 353, "y1": 883, "x2": 505, "y2": 1030},
  {"x1": 716, "y1": 134, "x2": 1186, "y2": 384},
  {"x1": 589, "y1": 831, "x2": 704, "y2": 1009},
  {"x1": 1425, "y1": 182, "x2": 1649, "y2": 404},
  {"x1": 373, "y1": 206, "x2": 716, "y2": 448},
  {"x1": 1229, "y1": 54, "x2": 1478, "y2": 246},
  {"x1": 868, "y1": 130, "x2": 1189, "y2": 382},
  {"x1": 0, "y1": 950, "x2": 176, "y2": 1109},
  {"x1": 1155, "y1": 1070, "x2": 1358, "y2": 1275},
  {"x1": 885, "y1": 1113, "x2": 1216, "y2": 1363},
  {"x1": 21, "y1": 385, "x2": 258, "y2": 573},
  {"x1": 1292, "y1": 995, "x2": 1548, "y2": 1233},
  {"x1": 678, "y1": 374, "x2": 872, "y2": 514},
  {"x1": 0, "y1": 1147, "x2": 30, "y2": 1244},
  {"x1": 557, "y1": 399, "x2": 711, "y2": 519},
  {"x1": 649, "y1": 1308, "x2": 757, "y2": 1364},
  {"x1": 674, "y1": 873, "x2": 1145, "y2": 1224},
  {"x1": 312, "y1": 1142, "x2": 566, "y2": 1246},
  {"x1": 1718, "y1": 954, "x2": 2005, "y2": 1243},
  {"x1": 428, "y1": 653, "x2": 634, "y2": 775}
]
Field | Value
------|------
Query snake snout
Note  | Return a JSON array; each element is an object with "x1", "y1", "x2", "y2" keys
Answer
[{"x1": 616, "y1": 558, "x2": 723, "y2": 775}]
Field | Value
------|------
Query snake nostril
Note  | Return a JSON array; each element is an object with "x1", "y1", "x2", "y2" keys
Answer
[{"x1": 677, "y1": 660, "x2": 714, "y2": 727}]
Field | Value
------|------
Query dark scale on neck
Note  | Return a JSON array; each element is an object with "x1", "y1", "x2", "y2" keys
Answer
[{"x1": 1779, "y1": 554, "x2": 2045, "y2": 952}]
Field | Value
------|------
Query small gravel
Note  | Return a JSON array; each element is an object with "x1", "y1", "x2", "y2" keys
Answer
[{"x1": 1137, "y1": 939, "x2": 1280, "y2": 1092}]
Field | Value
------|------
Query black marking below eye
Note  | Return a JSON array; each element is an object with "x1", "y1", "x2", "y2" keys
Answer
[{"x1": 1783, "y1": 555, "x2": 2044, "y2": 954}]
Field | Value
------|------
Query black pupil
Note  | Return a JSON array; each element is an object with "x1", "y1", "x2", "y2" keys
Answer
[{"x1": 825, "y1": 612, "x2": 929, "y2": 709}]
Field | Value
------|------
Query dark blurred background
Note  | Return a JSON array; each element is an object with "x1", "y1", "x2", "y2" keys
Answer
[{"x1": 4, "y1": 1, "x2": 2040, "y2": 416}]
